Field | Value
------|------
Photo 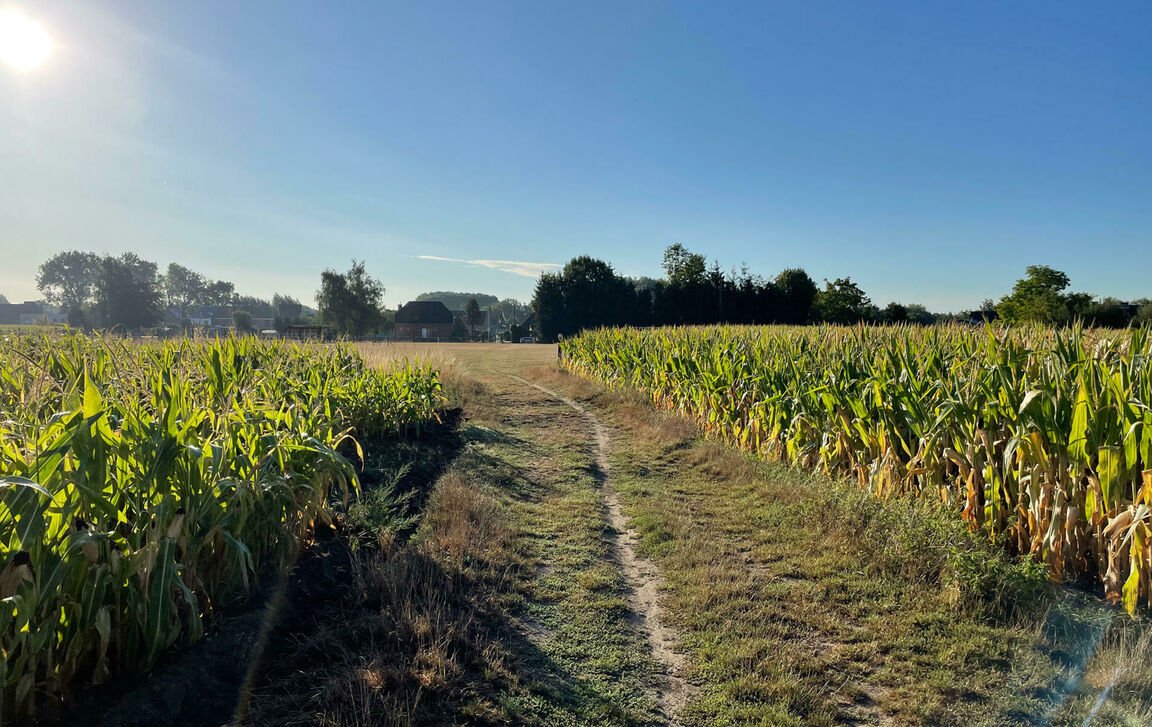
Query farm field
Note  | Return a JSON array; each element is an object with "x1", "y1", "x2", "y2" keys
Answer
[
  {"x1": 0, "y1": 334, "x2": 441, "y2": 723},
  {"x1": 6, "y1": 337, "x2": 1152, "y2": 726},
  {"x1": 562, "y1": 325, "x2": 1152, "y2": 611}
]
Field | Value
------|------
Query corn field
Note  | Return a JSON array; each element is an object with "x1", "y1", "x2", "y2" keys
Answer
[
  {"x1": 562, "y1": 325, "x2": 1152, "y2": 613},
  {"x1": 0, "y1": 333, "x2": 441, "y2": 720}
]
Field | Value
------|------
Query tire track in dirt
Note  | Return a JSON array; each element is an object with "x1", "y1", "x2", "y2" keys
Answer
[{"x1": 511, "y1": 375, "x2": 694, "y2": 726}]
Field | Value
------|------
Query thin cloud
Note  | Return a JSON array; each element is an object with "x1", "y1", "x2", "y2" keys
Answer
[{"x1": 416, "y1": 255, "x2": 562, "y2": 279}]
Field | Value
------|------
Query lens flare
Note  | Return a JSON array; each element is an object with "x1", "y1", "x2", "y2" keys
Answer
[{"x1": 0, "y1": 9, "x2": 52, "y2": 70}]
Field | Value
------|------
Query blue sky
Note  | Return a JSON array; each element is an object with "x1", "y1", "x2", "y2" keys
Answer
[{"x1": 1, "y1": 1, "x2": 1149, "y2": 311}]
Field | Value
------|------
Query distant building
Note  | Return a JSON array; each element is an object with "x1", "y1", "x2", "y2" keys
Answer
[
  {"x1": 395, "y1": 301, "x2": 454, "y2": 340},
  {"x1": 188, "y1": 305, "x2": 219, "y2": 327},
  {"x1": 967, "y1": 309, "x2": 1000, "y2": 325},
  {"x1": 0, "y1": 301, "x2": 51, "y2": 325},
  {"x1": 206, "y1": 307, "x2": 273, "y2": 331},
  {"x1": 162, "y1": 307, "x2": 185, "y2": 327}
]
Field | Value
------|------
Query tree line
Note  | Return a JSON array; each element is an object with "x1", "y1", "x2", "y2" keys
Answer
[
  {"x1": 34, "y1": 250, "x2": 310, "y2": 331},
  {"x1": 23, "y1": 248, "x2": 1150, "y2": 339},
  {"x1": 26, "y1": 252, "x2": 528, "y2": 338},
  {"x1": 531, "y1": 245, "x2": 1151, "y2": 342}
]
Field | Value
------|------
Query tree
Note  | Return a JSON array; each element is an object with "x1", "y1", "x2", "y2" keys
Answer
[
  {"x1": 273, "y1": 293, "x2": 304, "y2": 330},
  {"x1": 509, "y1": 322, "x2": 529, "y2": 341},
  {"x1": 450, "y1": 318, "x2": 467, "y2": 339},
  {"x1": 164, "y1": 263, "x2": 207, "y2": 312},
  {"x1": 532, "y1": 273, "x2": 567, "y2": 343},
  {"x1": 94, "y1": 253, "x2": 162, "y2": 330},
  {"x1": 414, "y1": 291, "x2": 499, "y2": 311},
  {"x1": 465, "y1": 298, "x2": 483, "y2": 338},
  {"x1": 1081, "y1": 297, "x2": 1135, "y2": 328},
  {"x1": 996, "y1": 265, "x2": 1075, "y2": 325},
  {"x1": 232, "y1": 295, "x2": 274, "y2": 318},
  {"x1": 232, "y1": 310, "x2": 253, "y2": 332},
  {"x1": 905, "y1": 304, "x2": 936, "y2": 326},
  {"x1": 67, "y1": 307, "x2": 88, "y2": 329},
  {"x1": 774, "y1": 268, "x2": 818, "y2": 324},
  {"x1": 531, "y1": 256, "x2": 639, "y2": 342},
  {"x1": 880, "y1": 302, "x2": 908, "y2": 324},
  {"x1": 813, "y1": 277, "x2": 873, "y2": 324},
  {"x1": 662, "y1": 244, "x2": 706, "y2": 286},
  {"x1": 316, "y1": 260, "x2": 385, "y2": 337},
  {"x1": 1137, "y1": 301, "x2": 1152, "y2": 327},
  {"x1": 202, "y1": 280, "x2": 235, "y2": 306},
  {"x1": 36, "y1": 251, "x2": 102, "y2": 312},
  {"x1": 489, "y1": 298, "x2": 531, "y2": 327}
]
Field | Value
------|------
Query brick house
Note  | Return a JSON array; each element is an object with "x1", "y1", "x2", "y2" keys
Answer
[{"x1": 395, "y1": 301, "x2": 454, "y2": 340}]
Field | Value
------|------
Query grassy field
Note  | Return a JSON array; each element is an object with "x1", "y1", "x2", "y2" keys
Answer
[{"x1": 11, "y1": 339, "x2": 1152, "y2": 726}]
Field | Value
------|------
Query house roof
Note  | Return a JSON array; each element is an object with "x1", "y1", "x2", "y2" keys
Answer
[
  {"x1": 0, "y1": 301, "x2": 44, "y2": 314},
  {"x1": 396, "y1": 301, "x2": 454, "y2": 325}
]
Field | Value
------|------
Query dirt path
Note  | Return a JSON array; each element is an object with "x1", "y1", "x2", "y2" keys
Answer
[{"x1": 511, "y1": 375, "x2": 694, "y2": 725}]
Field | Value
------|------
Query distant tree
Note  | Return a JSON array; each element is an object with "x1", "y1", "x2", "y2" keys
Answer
[
  {"x1": 489, "y1": 298, "x2": 531, "y2": 327},
  {"x1": 635, "y1": 287, "x2": 654, "y2": 327},
  {"x1": 450, "y1": 318, "x2": 467, "y2": 339},
  {"x1": 654, "y1": 245, "x2": 713, "y2": 324},
  {"x1": 630, "y1": 276, "x2": 660, "y2": 293},
  {"x1": 880, "y1": 302, "x2": 908, "y2": 324},
  {"x1": 706, "y1": 260, "x2": 726, "y2": 321},
  {"x1": 662, "y1": 244, "x2": 707, "y2": 286},
  {"x1": 202, "y1": 280, "x2": 236, "y2": 306},
  {"x1": 465, "y1": 298, "x2": 483, "y2": 338},
  {"x1": 532, "y1": 274, "x2": 567, "y2": 343},
  {"x1": 532, "y1": 256, "x2": 639, "y2": 342},
  {"x1": 379, "y1": 308, "x2": 396, "y2": 335},
  {"x1": 414, "y1": 291, "x2": 499, "y2": 311},
  {"x1": 813, "y1": 277, "x2": 873, "y2": 324},
  {"x1": 231, "y1": 295, "x2": 274, "y2": 318},
  {"x1": 905, "y1": 304, "x2": 936, "y2": 325},
  {"x1": 774, "y1": 268, "x2": 818, "y2": 324},
  {"x1": 94, "y1": 253, "x2": 163, "y2": 330},
  {"x1": 164, "y1": 263, "x2": 207, "y2": 312},
  {"x1": 1066, "y1": 292, "x2": 1095, "y2": 322},
  {"x1": 1137, "y1": 301, "x2": 1152, "y2": 326},
  {"x1": 0, "y1": 293, "x2": 7, "y2": 304},
  {"x1": 36, "y1": 251, "x2": 102, "y2": 313},
  {"x1": 232, "y1": 310, "x2": 253, "y2": 332},
  {"x1": 67, "y1": 307, "x2": 88, "y2": 329},
  {"x1": 1081, "y1": 297, "x2": 1135, "y2": 328},
  {"x1": 273, "y1": 293, "x2": 304, "y2": 330},
  {"x1": 996, "y1": 266, "x2": 1075, "y2": 325},
  {"x1": 316, "y1": 259, "x2": 385, "y2": 337}
]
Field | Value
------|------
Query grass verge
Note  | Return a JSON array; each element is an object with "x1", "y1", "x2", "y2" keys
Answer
[
  {"x1": 529, "y1": 363, "x2": 1152, "y2": 727},
  {"x1": 245, "y1": 357, "x2": 665, "y2": 726}
]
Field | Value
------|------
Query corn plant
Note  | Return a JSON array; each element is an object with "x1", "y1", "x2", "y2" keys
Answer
[
  {"x1": 0, "y1": 333, "x2": 441, "y2": 720},
  {"x1": 562, "y1": 324, "x2": 1152, "y2": 613}
]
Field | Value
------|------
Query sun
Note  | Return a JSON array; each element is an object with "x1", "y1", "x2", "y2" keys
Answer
[{"x1": 0, "y1": 9, "x2": 52, "y2": 70}]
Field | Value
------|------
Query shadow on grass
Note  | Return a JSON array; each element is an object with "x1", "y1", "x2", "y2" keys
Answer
[{"x1": 54, "y1": 411, "x2": 469, "y2": 727}]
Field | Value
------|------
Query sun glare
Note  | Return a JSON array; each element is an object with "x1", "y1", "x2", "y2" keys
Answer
[{"x1": 0, "y1": 9, "x2": 52, "y2": 70}]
